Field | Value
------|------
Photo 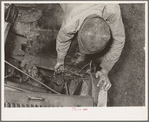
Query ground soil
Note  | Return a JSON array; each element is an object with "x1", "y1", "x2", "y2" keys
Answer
[{"x1": 107, "y1": 4, "x2": 145, "y2": 106}]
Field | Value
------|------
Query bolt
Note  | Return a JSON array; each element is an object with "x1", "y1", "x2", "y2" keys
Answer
[{"x1": 8, "y1": 69, "x2": 11, "y2": 73}]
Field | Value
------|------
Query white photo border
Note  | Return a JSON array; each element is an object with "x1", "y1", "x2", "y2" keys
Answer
[{"x1": 1, "y1": 1, "x2": 148, "y2": 121}]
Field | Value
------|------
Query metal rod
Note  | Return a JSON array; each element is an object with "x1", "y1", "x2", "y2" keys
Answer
[
  {"x1": 5, "y1": 61, "x2": 61, "y2": 94},
  {"x1": 78, "y1": 63, "x2": 89, "y2": 73},
  {"x1": 65, "y1": 82, "x2": 69, "y2": 95}
]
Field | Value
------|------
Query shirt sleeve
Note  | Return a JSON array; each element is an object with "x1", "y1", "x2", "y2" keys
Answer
[
  {"x1": 56, "y1": 18, "x2": 79, "y2": 63},
  {"x1": 100, "y1": 5, "x2": 125, "y2": 72}
]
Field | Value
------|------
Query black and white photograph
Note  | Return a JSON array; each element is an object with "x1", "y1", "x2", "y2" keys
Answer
[{"x1": 1, "y1": 1, "x2": 148, "y2": 121}]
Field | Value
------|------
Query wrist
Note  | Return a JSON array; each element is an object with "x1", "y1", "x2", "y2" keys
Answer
[
  {"x1": 57, "y1": 57, "x2": 65, "y2": 64},
  {"x1": 101, "y1": 68, "x2": 109, "y2": 75}
]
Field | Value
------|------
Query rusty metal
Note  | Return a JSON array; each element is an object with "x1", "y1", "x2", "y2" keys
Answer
[
  {"x1": 5, "y1": 80, "x2": 51, "y2": 93},
  {"x1": 63, "y1": 74, "x2": 69, "y2": 95},
  {"x1": 5, "y1": 84, "x2": 34, "y2": 93},
  {"x1": 5, "y1": 4, "x2": 18, "y2": 41},
  {"x1": 4, "y1": 90, "x2": 94, "y2": 107},
  {"x1": 52, "y1": 73, "x2": 65, "y2": 93},
  {"x1": 4, "y1": 23, "x2": 11, "y2": 42},
  {"x1": 53, "y1": 68, "x2": 84, "y2": 78},
  {"x1": 64, "y1": 69, "x2": 84, "y2": 78},
  {"x1": 5, "y1": 60, "x2": 60, "y2": 94},
  {"x1": 5, "y1": 4, "x2": 19, "y2": 24},
  {"x1": 27, "y1": 95, "x2": 45, "y2": 101},
  {"x1": 16, "y1": 7, "x2": 42, "y2": 22},
  {"x1": 73, "y1": 81, "x2": 83, "y2": 95},
  {"x1": 5, "y1": 32, "x2": 27, "y2": 56},
  {"x1": 4, "y1": 102, "x2": 43, "y2": 107},
  {"x1": 64, "y1": 82, "x2": 69, "y2": 95}
]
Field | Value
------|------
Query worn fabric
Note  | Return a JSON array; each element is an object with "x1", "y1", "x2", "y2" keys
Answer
[
  {"x1": 56, "y1": 3, "x2": 125, "y2": 72},
  {"x1": 77, "y1": 14, "x2": 111, "y2": 54}
]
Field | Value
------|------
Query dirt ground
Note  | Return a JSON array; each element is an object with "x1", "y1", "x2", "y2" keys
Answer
[{"x1": 107, "y1": 4, "x2": 145, "y2": 106}]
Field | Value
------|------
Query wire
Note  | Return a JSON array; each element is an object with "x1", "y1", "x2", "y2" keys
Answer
[
  {"x1": 89, "y1": 60, "x2": 93, "y2": 71},
  {"x1": 5, "y1": 61, "x2": 61, "y2": 94}
]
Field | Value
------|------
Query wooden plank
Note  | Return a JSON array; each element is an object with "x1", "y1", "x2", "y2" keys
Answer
[{"x1": 97, "y1": 89, "x2": 107, "y2": 107}]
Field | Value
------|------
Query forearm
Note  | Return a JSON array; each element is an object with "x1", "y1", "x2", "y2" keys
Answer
[
  {"x1": 100, "y1": 35, "x2": 125, "y2": 72},
  {"x1": 100, "y1": 7, "x2": 125, "y2": 73},
  {"x1": 56, "y1": 27, "x2": 74, "y2": 63},
  {"x1": 56, "y1": 16, "x2": 80, "y2": 63},
  {"x1": 56, "y1": 40, "x2": 71, "y2": 63}
]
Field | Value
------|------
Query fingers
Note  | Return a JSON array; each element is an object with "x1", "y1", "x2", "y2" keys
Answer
[
  {"x1": 54, "y1": 63, "x2": 59, "y2": 71},
  {"x1": 54, "y1": 63, "x2": 64, "y2": 74},
  {"x1": 96, "y1": 71, "x2": 103, "y2": 87},
  {"x1": 102, "y1": 79, "x2": 112, "y2": 91},
  {"x1": 57, "y1": 66, "x2": 64, "y2": 74},
  {"x1": 95, "y1": 71, "x2": 102, "y2": 78},
  {"x1": 96, "y1": 71, "x2": 111, "y2": 91},
  {"x1": 102, "y1": 79, "x2": 107, "y2": 90},
  {"x1": 97, "y1": 77, "x2": 103, "y2": 87},
  {"x1": 56, "y1": 69, "x2": 61, "y2": 74},
  {"x1": 105, "y1": 82, "x2": 112, "y2": 91}
]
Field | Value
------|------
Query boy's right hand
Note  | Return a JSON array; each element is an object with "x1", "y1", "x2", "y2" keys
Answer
[{"x1": 54, "y1": 62, "x2": 64, "y2": 74}]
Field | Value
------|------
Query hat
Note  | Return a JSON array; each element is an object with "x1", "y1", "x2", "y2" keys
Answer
[{"x1": 78, "y1": 14, "x2": 111, "y2": 54}]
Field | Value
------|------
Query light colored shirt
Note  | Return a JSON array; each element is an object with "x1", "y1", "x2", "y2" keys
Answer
[{"x1": 56, "y1": 3, "x2": 125, "y2": 72}]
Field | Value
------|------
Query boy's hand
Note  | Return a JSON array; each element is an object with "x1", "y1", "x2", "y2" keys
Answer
[
  {"x1": 54, "y1": 62, "x2": 64, "y2": 74},
  {"x1": 95, "y1": 69, "x2": 111, "y2": 91}
]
